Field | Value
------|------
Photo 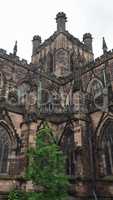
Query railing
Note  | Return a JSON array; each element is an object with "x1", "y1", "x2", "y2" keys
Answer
[{"x1": 37, "y1": 102, "x2": 89, "y2": 115}]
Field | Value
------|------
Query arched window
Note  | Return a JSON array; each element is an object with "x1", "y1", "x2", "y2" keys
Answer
[
  {"x1": 90, "y1": 79, "x2": 103, "y2": 97},
  {"x1": 100, "y1": 120, "x2": 113, "y2": 176},
  {"x1": 60, "y1": 126, "x2": 76, "y2": 176},
  {"x1": 0, "y1": 125, "x2": 11, "y2": 174},
  {"x1": 87, "y1": 79, "x2": 104, "y2": 109}
]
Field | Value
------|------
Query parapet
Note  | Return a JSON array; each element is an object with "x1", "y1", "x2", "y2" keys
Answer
[
  {"x1": 82, "y1": 49, "x2": 113, "y2": 74},
  {"x1": 0, "y1": 48, "x2": 29, "y2": 67}
]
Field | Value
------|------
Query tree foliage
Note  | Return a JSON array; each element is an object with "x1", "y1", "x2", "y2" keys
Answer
[
  {"x1": 8, "y1": 189, "x2": 26, "y2": 200},
  {"x1": 9, "y1": 123, "x2": 69, "y2": 200}
]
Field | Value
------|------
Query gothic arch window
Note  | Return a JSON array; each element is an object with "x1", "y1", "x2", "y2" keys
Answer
[
  {"x1": 99, "y1": 119, "x2": 113, "y2": 176},
  {"x1": 87, "y1": 79, "x2": 103, "y2": 97},
  {"x1": 87, "y1": 78, "x2": 104, "y2": 108},
  {"x1": 0, "y1": 124, "x2": 11, "y2": 174},
  {"x1": 60, "y1": 126, "x2": 76, "y2": 176}
]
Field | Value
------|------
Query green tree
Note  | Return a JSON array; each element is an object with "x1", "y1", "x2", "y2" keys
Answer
[
  {"x1": 8, "y1": 189, "x2": 26, "y2": 200},
  {"x1": 8, "y1": 123, "x2": 69, "y2": 200},
  {"x1": 26, "y1": 123, "x2": 69, "y2": 200}
]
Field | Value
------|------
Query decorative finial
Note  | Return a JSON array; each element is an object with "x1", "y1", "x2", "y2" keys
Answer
[
  {"x1": 32, "y1": 35, "x2": 41, "y2": 55},
  {"x1": 56, "y1": 12, "x2": 67, "y2": 32},
  {"x1": 102, "y1": 37, "x2": 108, "y2": 54},
  {"x1": 13, "y1": 40, "x2": 17, "y2": 56}
]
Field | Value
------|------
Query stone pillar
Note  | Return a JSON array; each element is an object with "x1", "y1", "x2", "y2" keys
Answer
[
  {"x1": 21, "y1": 123, "x2": 29, "y2": 153},
  {"x1": 21, "y1": 121, "x2": 40, "y2": 193},
  {"x1": 21, "y1": 121, "x2": 38, "y2": 153},
  {"x1": 28, "y1": 122, "x2": 37, "y2": 148}
]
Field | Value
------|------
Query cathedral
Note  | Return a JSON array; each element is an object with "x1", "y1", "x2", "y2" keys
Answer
[{"x1": 0, "y1": 12, "x2": 113, "y2": 199}]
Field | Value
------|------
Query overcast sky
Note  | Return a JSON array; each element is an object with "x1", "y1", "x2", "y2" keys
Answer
[{"x1": 0, "y1": 0, "x2": 113, "y2": 62}]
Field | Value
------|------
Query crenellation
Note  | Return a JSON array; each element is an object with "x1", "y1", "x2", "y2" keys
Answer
[
  {"x1": 0, "y1": 48, "x2": 29, "y2": 68},
  {"x1": 0, "y1": 49, "x2": 7, "y2": 55},
  {"x1": 82, "y1": 50, "x2": 113, "y2": 75}
]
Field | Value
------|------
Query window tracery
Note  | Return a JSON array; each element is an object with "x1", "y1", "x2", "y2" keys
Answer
[
  {"x1": 60, "y1": 126, "x2": 76, "y2": 176},
  {"x1": 99, "y1": 120, "x2": 113, "y2": 176},
  {"x1": 87, "y1": 79, "x2": 104, "y2": 109},
  {"x1": 0, "y1": 125, "x2": 11, "y2": 174},
  {"x1": 91, "y1": 80, "x2": 103, "y2": 97}
]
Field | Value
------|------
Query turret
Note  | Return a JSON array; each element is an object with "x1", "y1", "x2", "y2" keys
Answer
[
  {"x1": 83, "y1": 33, "x2": 93, "y2": 52},
  {"x1": 102, "y1": 37, "x2": 108, "y2": 54},
  {"x1": 32, "y1": 35, "x2": 41, "y2": 56},
  {"x1": 13, "y1": 41, "x2": 17, "y2": 56},
  {"x1": 56, "y1": 12, "x2": 67, "y2": 32}
]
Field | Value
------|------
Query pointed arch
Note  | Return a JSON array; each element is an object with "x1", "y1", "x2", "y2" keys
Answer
[
  {"x1": 0, "y1": 118, "x2": 17, "y2": 175},
  {"x1": 0, "y1": 122, "x2": 13, "y2": 174},
  {"x1": 59, "y1": 123, "x2": 76, "y2": 176},
  {"x1": 37, "y1": 121, "x2": 57, "y2": 145},
  {"x1": 0, "y1": 120, "x2": 16, "y2": 143},
  {"x1": 98, "y1": 118, "x2": 113, "y2": 176},
  {"x1": 87, "y1": 78, "x2": 104, "y2": 110},
  {"x1": 60, "y1": 124, "x2": 74, "y2": 153},
  {"x1": 87, "y1": 78, "x2": 103, "y2": 95}
]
